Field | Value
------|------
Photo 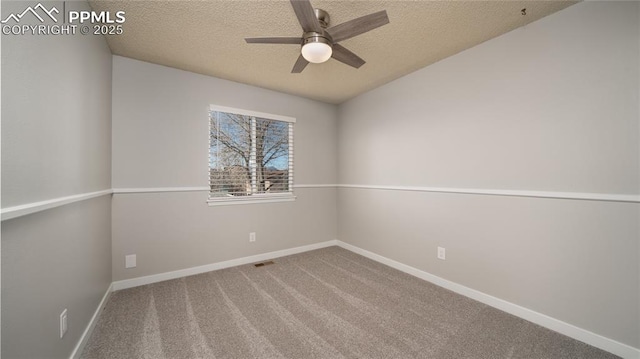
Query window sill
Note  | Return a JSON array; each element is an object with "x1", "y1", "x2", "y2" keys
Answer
[{"x1": 207, "y1": 195, "x2": 296, "y2": 206}]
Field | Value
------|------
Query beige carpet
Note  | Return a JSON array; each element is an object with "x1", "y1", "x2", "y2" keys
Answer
[{"x1": 82, "y1": 246, "x2": 618, "y2": 358}]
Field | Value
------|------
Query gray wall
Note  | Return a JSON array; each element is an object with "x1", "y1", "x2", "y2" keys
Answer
[
  {"x1": 337, "y1": 1, "x2": 639, "y2": 349},
  {"x1": 1, "y1": 1, "x2": 113, "y2": 357},
  {"x1": 111, "y1": 56, "x2": 338, "y2": 281}
]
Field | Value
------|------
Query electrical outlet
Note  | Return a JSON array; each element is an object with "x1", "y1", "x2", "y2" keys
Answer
[
  {"x1": 60, "y1": 309, "x2": 68, "y2": 338},
  {"x1": 437, "y1": 247, "x2": 446, "y2": 260},
  {"x1": 249, "y1": 232, "x2": 256, "y2": 242},
  {"x1": 125, "y1": 254, "x2": 136, "y2": 268}
]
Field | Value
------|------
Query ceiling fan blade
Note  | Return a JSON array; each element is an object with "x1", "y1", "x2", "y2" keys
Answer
[
  {"x1": 290, "y1": 0, "x2": 323, "y2": 33},
  {"x1": 326, "y1": 10, "x2": 389, "y2": 43},
  {"x1": 245, "y1": 37, "x2": 303, "y2": 45},
  {"x1": 291, "y1": 54, "x2": 309, "y2": 73},
  {"x1": 331, "y1": 44, "x2": 366, "y2": 69}
]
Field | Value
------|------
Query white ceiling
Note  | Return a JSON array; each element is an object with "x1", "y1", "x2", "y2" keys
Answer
[{"x1": 90, "y1": 0, "x2": 577, "y2": 104}]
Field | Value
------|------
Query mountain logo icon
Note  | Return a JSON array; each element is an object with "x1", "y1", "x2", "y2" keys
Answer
[{"x1": 1, "y1": 3, "x2": 59, "y2": 24}]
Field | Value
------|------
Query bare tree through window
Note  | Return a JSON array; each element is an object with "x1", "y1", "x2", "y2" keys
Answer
[{"x1": 209, "y1": 110, "x2": 292, "y2": 199}]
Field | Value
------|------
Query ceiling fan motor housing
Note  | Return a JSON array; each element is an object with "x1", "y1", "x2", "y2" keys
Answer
[
  {"x1": 314, "y1": 8, "x2": 330, "y2": 28},
  {"x1": 303, "y1": 9, "x2": 332, "y2": 48},
  {"x1": 303, "y1": 31, "x2": 333, "y2": 47}
]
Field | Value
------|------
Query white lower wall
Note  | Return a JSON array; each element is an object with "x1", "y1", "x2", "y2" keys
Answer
[
  {"x1": 1, "y1": 196, "x2": 113, "y2": 359},
  {"x1": 338, "y1": 188, "x2": 639, "y2": 349},
  {"x1": 101, "y1": 235, "x2": 640, "y2": 358},
  {"x1": 112, "y1": 188, "x2": 337, "y2": 281},
  {"x1": 335, "y1": 240, "x2": 639, "y2": 359}
]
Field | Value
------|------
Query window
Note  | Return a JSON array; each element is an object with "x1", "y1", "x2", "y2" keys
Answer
[{"x1": 208, "y1": 105, "x2": 295, "y2": 205}]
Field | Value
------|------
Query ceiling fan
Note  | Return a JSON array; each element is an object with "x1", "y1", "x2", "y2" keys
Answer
[{"x1": 245, "y1": 0, "x2": 389, "y2": 73}]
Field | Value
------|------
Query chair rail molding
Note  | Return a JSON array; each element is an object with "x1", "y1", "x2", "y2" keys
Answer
[{"x1": 1, "y1": 189, "x2": 113, "y2": 221}]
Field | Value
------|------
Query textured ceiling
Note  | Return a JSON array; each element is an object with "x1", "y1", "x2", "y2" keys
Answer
[{"x1": 89, "y1": 0, "x2": 577, "y2": 104}]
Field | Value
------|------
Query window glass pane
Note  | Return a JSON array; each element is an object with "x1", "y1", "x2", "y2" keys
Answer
[
  {"x1": 255, "y1": 118, "x2": 289, "y2": 194},
  {"x1": 209, "y1": 109, "x2": 293, "y2": 201},
  {"x1": 210, "y1": 112, "x2": 251, "y2": 197}
]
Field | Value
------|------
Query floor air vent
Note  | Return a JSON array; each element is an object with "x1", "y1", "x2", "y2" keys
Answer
[{"x1": 254, "y1": 261, "x2": 275, "y2": 267}]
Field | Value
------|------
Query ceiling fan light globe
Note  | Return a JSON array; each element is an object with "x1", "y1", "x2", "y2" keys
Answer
[{"x1": 301, "y1": 42, "x2": 332, "y2": 63}]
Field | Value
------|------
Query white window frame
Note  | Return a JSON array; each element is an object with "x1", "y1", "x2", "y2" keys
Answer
[{"x1": 208, "y1": 105, "x2": 296, "y2": 206}]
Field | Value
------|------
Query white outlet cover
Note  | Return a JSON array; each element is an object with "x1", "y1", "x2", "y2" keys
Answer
[
  {"x1": 249, "y1": 232, "x2": 256, "y2": 242},
  {"x1": 125, "y1": 254, "x2": 137, "y2": 268},
  {"x1": 437, "y1": 247, "x2": 446, "y2": 260}
]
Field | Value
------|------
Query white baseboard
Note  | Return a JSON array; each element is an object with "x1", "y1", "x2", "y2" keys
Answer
[
  {"x1": 335, "y1": 240, "x2": 639, "y2": 359},
  {"x1": 112, "y1": 240, "x2": 338, "y2": 291},
  {"x1": 70, "y1": 283, "x2": 113, "y2": 359},
  {"x1": 78, "y1": 240, "x2": 638, "y2": 359}
]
